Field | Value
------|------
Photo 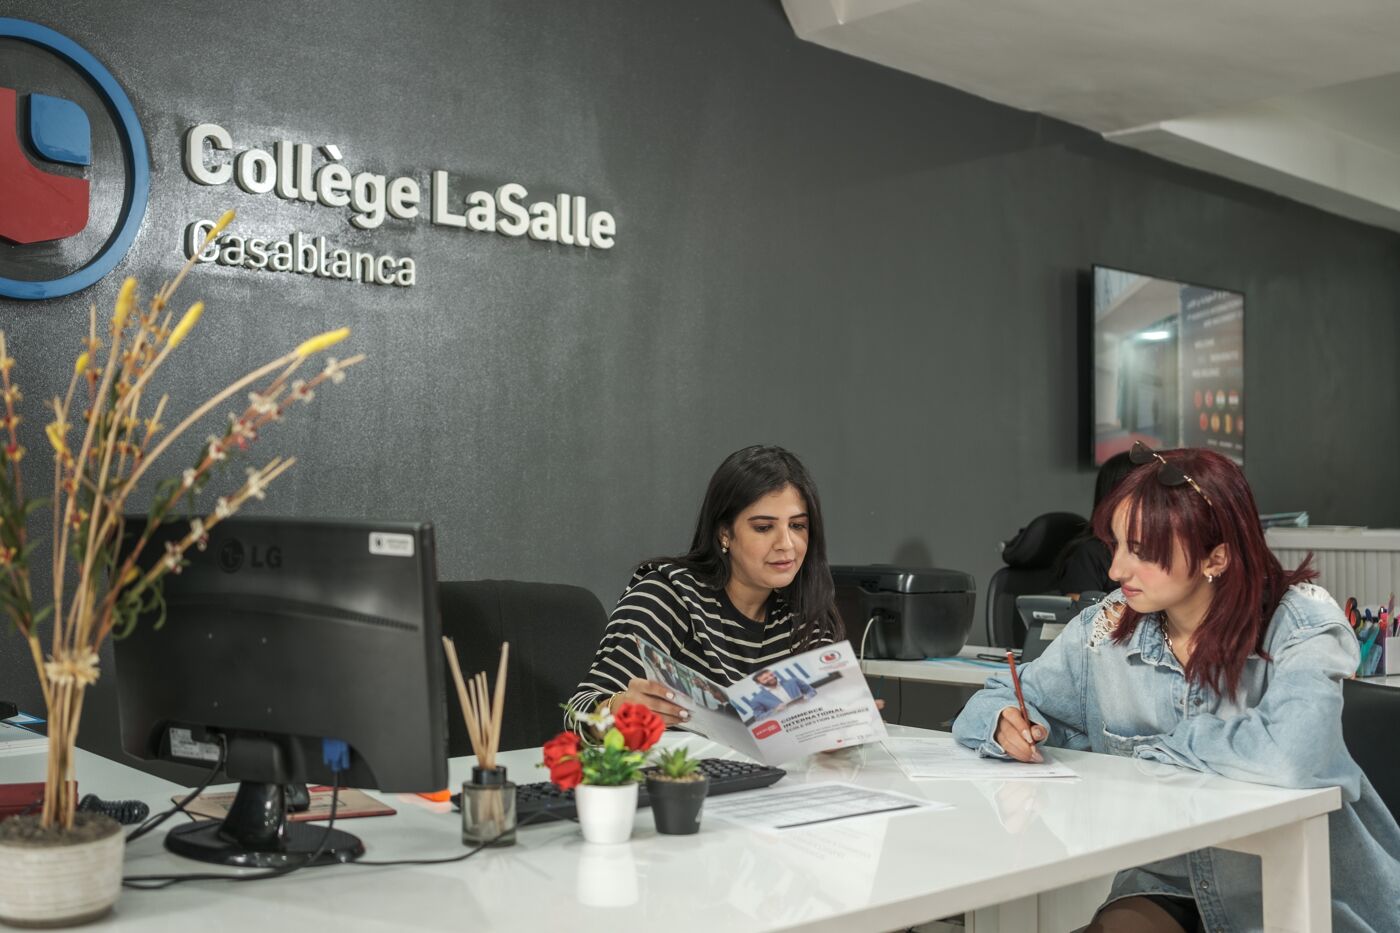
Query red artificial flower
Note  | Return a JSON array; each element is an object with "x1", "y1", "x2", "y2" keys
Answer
[
  {"x1": 549, "y1": 756, "x2": 583, "y2": 790},
  {"x1": 613, "y1": 703, "x2": 664, "y2": 751},
  {"x1": 542, "y1": 731, "x2": 580, "y2": 768}
]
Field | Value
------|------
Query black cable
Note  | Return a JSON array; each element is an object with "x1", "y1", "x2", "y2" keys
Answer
[
  {"x1": 125, "y1": 735, "x2": 227, "y2": 845},
  {"x1": 123, "y1": 769, "x2": 342, "y2": 889},
  {"x1": 123, "y1": 770, "x2": 539, "y2": 886},
  {"x1": 348, "y1": 810, "x2": 549, "y2": 867}
]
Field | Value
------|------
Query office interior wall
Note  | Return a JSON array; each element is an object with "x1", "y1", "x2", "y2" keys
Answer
[{"x1": 2, "y1": 1, "x2": 1398, "y2": 741}]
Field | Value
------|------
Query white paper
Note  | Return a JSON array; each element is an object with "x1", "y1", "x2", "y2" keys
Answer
[
  {"x1": 703, "y1": 780, "x2": 947, "y2": 832},
  {"x1": 637, "y1": 638, "x2": 886, "y2": 765},
  {"x1": 883, "y1": 736, "x2": 1077, "y2": 780},
  {"x1": 0, "y1": 720, "x2": 47, "y2": 757}
]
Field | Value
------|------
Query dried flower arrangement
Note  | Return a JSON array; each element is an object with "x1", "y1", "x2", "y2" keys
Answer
[{"x1": 0, "y1": 210, "x2": 363, "y2": 830}]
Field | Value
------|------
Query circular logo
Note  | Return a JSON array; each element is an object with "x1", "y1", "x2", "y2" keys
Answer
[
  {"x1": 820, "y1": 651, "x2": 841, "y2": 663},
  {"x1": 0, "y1": 19, "x2": 149, "y2": 299},
  {"x1": 218, "y1": 538, "x2": 245, "y2": 573}
]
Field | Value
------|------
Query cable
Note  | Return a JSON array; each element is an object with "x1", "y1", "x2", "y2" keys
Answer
[
  {"x1": 122, "y1": 772, "x2": 342, "y2": 890},
  {"x1": 858, "y1": 612, "x2": 885, "y2": 708},
  {"x1": 348, "y1": 810, "x2": 550, "y2": 867},
  {"x1": 125, "y1": 735, "x2": 227, "y2": 845},
  {"x1": 858, "y1": 613, "x2": 879, "y2": 669},
  {"x1": 79, "y1": 794, "x2": 150, "y2": 825}
]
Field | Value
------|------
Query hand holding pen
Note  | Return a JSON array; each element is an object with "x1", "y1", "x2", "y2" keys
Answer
[{"x1": 994, "y1": 650, "x2": 1047, "y2": 762}]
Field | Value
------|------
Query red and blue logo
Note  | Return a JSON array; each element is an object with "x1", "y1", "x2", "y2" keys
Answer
[{"x1": 0, "y1": 19, "x2": 148, "y2": 300}]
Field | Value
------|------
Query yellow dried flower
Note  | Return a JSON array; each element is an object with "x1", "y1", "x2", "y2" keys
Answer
[
  {"x1": 45, "y1": 421, "x2": 69, "y2": 457},
  {"x1": 73, "y1": 351, "x2": 89, "y2": 376},
  {"x1": 168, "y1": 301, "x2": 204, "y2": 349},
  {"x1": 112, "y1": 277, "x2": 137, "y2": 331},
  {"x1": 202, "y1": 209, "x2": 236, "y2": 246},
  {"x1": 295, "y1": 327, "x2": 350, "y2": 357}
]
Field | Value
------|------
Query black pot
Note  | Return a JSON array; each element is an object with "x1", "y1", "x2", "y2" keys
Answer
[{"x1": 646, "y1": 774, "x2": 709, "y2": 835}]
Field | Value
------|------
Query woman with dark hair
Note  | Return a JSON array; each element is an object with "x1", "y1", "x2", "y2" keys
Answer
[
  {"x1": 567, "y1": 445, "x2": 843, "y2": 728},
  {"x1": 1051, "y1": 450, "x2": 1136, "y2": 595},
  {"x1": 953, "y1": 444, "x2": 1400, "y2": 933}
]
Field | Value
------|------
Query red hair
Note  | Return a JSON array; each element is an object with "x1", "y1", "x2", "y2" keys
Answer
[{"x1": 1091, "y1": 448, "x2": 1315, "y2": 697}]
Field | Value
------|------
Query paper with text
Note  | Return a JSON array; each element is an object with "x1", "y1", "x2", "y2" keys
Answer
[
  {"x1": 637, "y1": 638, "x2": 886, "y2": 765},
  {"x1": 883, "y1": 736, "x2": 1077, "y2": 780}
]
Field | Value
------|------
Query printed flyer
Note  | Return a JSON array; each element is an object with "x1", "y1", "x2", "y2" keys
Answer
[{"x1": 638, "y1": 638, "x2": 887, "y2": 764}]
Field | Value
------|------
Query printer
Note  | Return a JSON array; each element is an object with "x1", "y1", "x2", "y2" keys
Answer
[{"x1": 831, "y1": 565, "x2": 977, "y2": 660}]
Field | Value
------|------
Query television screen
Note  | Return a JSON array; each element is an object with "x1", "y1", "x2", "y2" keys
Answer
[{"x1": 1091, "y1": 266, "x2": 1244, "y2": 466}]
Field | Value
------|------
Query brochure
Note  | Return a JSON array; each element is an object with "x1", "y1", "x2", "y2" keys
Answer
[{"x1": 637, "y1": 638, "x2": 886, "y2": 765}]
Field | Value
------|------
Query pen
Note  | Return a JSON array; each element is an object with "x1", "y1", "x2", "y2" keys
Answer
[{"x1": 1006, "y1": 650, "x2": 1030, "y2": 725}]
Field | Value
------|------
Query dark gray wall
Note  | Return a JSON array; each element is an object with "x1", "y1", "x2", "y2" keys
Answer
[{"x1": 3, "y1": 1, "x2": 1399, "y2": 742}]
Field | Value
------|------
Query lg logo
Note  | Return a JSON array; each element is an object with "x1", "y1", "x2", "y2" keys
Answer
[
  {"x1": 218, "y1": 539, "x2": 282, "y2": 573},
  {"x1": 0, "y1": 19, "x2": 149, "y2": 299}
]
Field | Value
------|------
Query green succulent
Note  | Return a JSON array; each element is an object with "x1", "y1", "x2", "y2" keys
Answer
[{"x1": 654, "y1": 745, "x2": 701, "y2": 780}]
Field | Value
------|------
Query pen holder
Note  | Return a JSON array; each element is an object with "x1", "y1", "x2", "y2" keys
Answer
[{"x1": 461, "y1": 766, "x2": 516, "y2": 847}]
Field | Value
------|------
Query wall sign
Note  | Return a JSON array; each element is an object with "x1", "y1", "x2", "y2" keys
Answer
[
  {"x1": 0, "y1": 18, "x2": 150, "y2": 300},
  {"x1": 183, "y1": 123, "x2": 618, "y2": 288}
]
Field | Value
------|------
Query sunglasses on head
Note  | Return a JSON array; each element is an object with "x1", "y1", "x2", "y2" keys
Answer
[{"x1": 1129, "y1": 441, "x2": 1213, "y2": 506}]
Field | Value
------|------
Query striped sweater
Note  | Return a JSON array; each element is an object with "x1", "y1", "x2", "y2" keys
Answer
[{"x1": 566, "y1": 562, "x2": 831, "y2": 724}]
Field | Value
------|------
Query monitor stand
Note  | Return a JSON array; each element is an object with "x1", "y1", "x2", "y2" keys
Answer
[{"x1": 165, "y1": 781, "x2": 364, "y2": 868}]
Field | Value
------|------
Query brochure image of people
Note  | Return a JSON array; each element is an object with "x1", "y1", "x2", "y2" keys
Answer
[{"x1": 638, "y1": 638, "x2": 887, "y2": 765}]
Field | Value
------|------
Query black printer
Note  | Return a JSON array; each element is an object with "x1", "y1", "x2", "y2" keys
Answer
[{"x1": 830, "y1": 565, "x2": 977, "y2": 660}]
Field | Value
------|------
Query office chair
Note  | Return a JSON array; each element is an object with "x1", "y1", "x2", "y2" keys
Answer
[
  {"x1": 1341, "y1": 678, "x2": 1400, "y2": 822},
  {"x1": 984, "y1": 511, "x2": 1086, "y2": 648},
  {"x1": 439, "y1": 580, "x2": 608, "y2": 754}
]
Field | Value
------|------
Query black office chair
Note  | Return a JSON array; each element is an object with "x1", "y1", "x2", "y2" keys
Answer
[
  {"x1": 439, "y1": 580, "x2": 607, "y2": 755},
  {"x1": 1342, "y1": 678, "x2": 1400, "y2": 822},
  {"x1": 984, "y1": 511, "x2": 1086, "y2": 648}
]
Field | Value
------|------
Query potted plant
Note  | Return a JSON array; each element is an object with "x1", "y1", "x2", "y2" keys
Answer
[
  {"x1": 542, "y1": 703, "x2": 663, "y2": 844},
  {"x1": 0, "y1": 211, "x2": 361, "y2": 927},
  {"x1": 645, "y1": 746, "x2": 709, "y2": 835}
]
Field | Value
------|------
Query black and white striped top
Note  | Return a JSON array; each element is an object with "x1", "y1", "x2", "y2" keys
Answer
[{"x1": 566, "y1": 562, "x2": 831, "y2": 723}]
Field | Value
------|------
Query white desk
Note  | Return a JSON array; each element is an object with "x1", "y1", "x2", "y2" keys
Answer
[
  {"x1": 0, "y1": 728, "x2": 1338, "y2": 932},
  {"x1": 862, "y1": 645, "x2": 1006, "y2": 687}
]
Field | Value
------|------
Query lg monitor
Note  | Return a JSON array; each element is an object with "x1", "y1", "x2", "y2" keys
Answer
[{"x1": 114, "y1": 516, "x2": 447, "y2": 868}]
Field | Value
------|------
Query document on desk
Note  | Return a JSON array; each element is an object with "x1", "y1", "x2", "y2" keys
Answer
[
  {"x1": 0, "y1": 721, "x2": 47, "y2": 757},
  {"x1": 704, "y1": 781, "x2": 945, "y2": 832},
  {"x1": 883, "y1": 736, "x2": 1077, "y2": 780}
]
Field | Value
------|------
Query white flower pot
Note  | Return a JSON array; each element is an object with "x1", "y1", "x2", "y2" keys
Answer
[
  {"x1": 574, "y1": 782, "x2": 638, "y2": 845},
  {"x1": 0, "y1": 814, "x2": 123, "y2": 928}
]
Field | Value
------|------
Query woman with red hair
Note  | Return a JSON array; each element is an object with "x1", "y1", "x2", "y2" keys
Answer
[{"x1": 953, "y1": 444, "x2": 1400, "y2": 933}]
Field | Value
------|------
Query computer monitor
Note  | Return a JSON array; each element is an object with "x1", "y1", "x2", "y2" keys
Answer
[{"x1": 114, "y1": 516, "x2": 448, "y2": 868}]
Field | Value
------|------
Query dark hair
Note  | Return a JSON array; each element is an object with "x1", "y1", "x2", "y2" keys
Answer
[
  {"x1": 1050, "y1": 451, "x2": 1139, "y2": 585},
  {"x1": 1093, "y1": 451, "x2": 1136, "y2": 509},
  {"x1": 1091, "y1": 447, "x2": 1315, "y2": 696},
  {"x1": 658, "y1": 445, "x2": 842, "y2": 648}
]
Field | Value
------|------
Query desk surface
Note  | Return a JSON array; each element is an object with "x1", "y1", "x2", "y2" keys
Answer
[
  {"x1": 0, "y1": 728, "x2": 1338, "y2": 933},
  {"x1": 862, "y1": 645, "x2": 1005, "y2": 686}
]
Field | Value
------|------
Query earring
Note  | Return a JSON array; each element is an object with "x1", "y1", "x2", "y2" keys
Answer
[
  {"x1": 1206, "y1": 573, "x2": 1216, "y2": 583},
  {"x1": 721, "y1": 543, "x2": 728, "y2": 555}
]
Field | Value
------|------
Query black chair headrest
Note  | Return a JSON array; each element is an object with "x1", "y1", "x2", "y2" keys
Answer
[{"x1": 1000, "y1": 512, "x2": 1088, "y2": 568}]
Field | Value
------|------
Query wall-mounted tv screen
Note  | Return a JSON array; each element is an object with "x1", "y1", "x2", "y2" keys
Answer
[{"x1": 1091, "y1": 266, "x2": 1244, "y2": 466}]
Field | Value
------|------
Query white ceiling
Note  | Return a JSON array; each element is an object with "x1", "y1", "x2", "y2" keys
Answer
[{"x1": 783, "y1": 0, "x2": 1400, "y2": 233}]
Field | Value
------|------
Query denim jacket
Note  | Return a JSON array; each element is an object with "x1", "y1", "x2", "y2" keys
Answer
[{"x1": 952, "y1": 584, "x2": 1400, "y2": 933}]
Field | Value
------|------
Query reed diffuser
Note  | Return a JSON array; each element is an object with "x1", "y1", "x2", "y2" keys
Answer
[{"x1": 442, "y1": 638, "x2": 515, "y2": 846}]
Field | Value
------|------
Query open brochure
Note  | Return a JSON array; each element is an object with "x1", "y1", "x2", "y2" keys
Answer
[{"x1": 637, "y1": 638, "x2": 886, "y2": 765}]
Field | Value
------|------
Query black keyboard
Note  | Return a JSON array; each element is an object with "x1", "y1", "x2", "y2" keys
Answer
[{"x1": 455, "y1": 758, "x2": 786, "y2": 824}]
